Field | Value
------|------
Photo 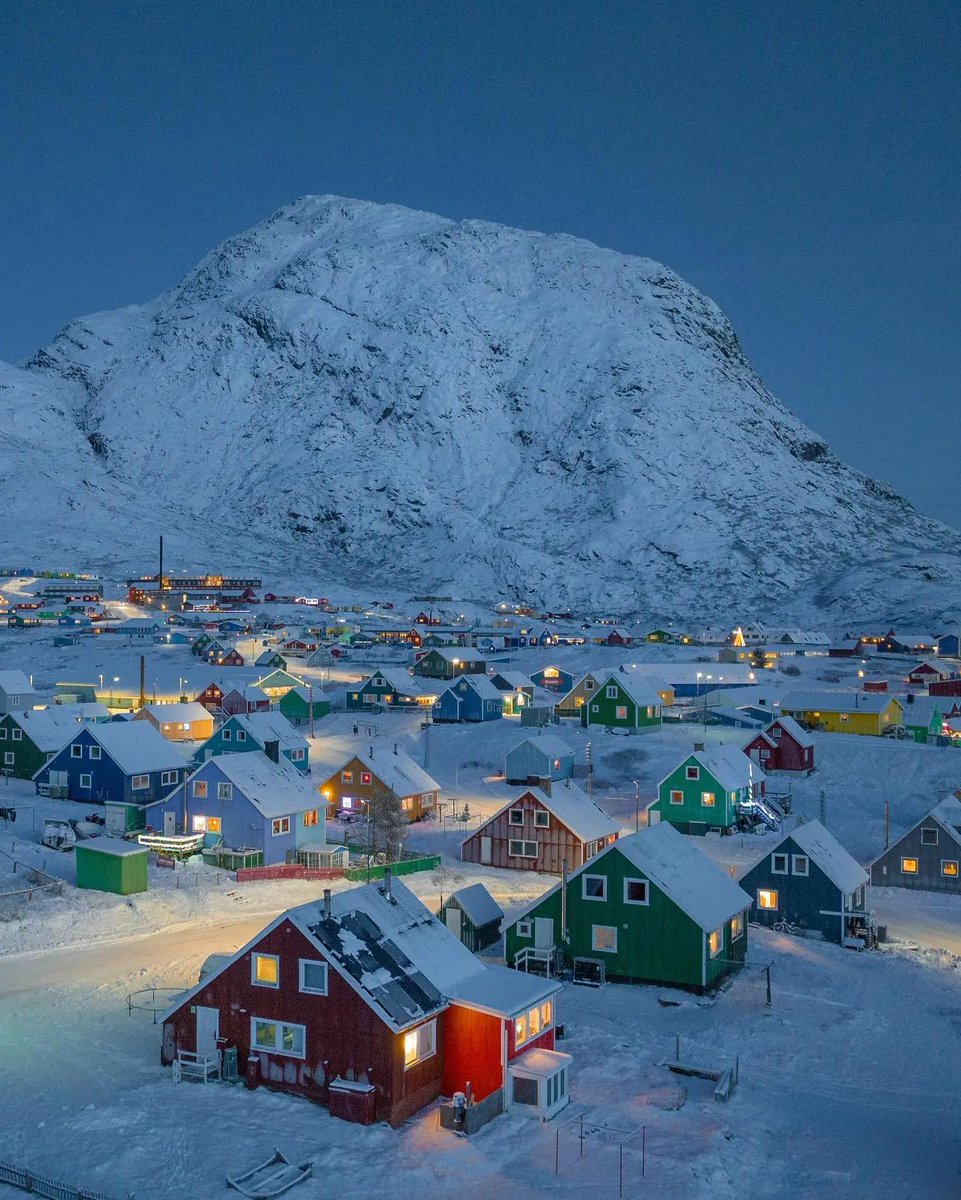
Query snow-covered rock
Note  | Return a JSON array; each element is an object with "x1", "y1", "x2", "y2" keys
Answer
[{"x1": 5, "y1": 194, "x2": 960, "y2": 620}]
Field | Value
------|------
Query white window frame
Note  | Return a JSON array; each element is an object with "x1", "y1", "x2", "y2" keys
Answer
[
  {"x1": 251, "y1": 952, "x2": 280, "y2": 988},
  {"x1": 901, "y1": 857, "x2": 918, "y2": 875},
  {"x1": 516, "y1": 920, "x2": 533, "y2": 939},
  {"x1": 292, "y1": 748, "x2": 305, "y2": 761},
  {"x1": 582, "y1": 874, "x2": 607, "y2": 901},
  {"x1": 86, "y1": 744, "x2": 100, "y2": 760},
  {"x1": 730, "y1": 912, "x2": 745, "y2": 940},
  {"x1": 11, "y1": 727, "x2": 22, "y2": 742},
  {"x1": 131, "y1": 774, "x2": 149, "y2": 790},
  {"x1": 222, "y1": 728, "x2": 232, "y2": 741},
  {"x1": 299, "y1": 959, "x2": 328, "y2": 995},
  {"x1": 508, "y1": 839, "x2": 538, "y2": 858},
  {"x1": 669, "y1": 789, "x2": 684, "y2": 805},
  {"x1": 79, "y1": 773, "x2": 92, "y2": 788},
  {"x1": 941, "y1": 860, "x2": 959, "y2": 878},
  {"x1": 236, "y1": 729, "x2": 247, "y2": 743},
  {"x1": 193, "y1": 780, "x2": 208, "y2": 799},
  {"x1": 533, "y1": 810, "x2": 550, "y2": 828},
  {"x1": 757, "y1": 888, "x2": 778, "y2": 910},
  {"x1": 272, "y1": 817, "x2": 291, "y2": 836},
  {"x1": 217, "y1": 782, "x2": 233, "y2": 801},
  {"x1": 708, "y1": 927, "x2": 723, "y2": 958},
  {"x1": 161, "y1": 770, "x2": 178, "y2": 786},
  {"x1": 623, "y1": 878, "x2": 649, "y2": 905},
  {"x1": 251, "y1": 1016, "x2": 305, "y2": 1059},
  {"x1": 508, "y1": 808, "x2": 524, "y2": 826},
  {"x1": 3, "y1": 752, "x2": 13, "y2": 766},
  {"x1": 71, "y1": 744, "x2": 83, "y2": 759},
  {"x1": 403, "y1": 1019, "x2": 436, "y2": 1069},
  {"x1": 0, "y1": 728, "x2": 6, "y2": 740},
  {"x1": 686, "y1": 765, "x2": 699, "y2": 781},
  {"x1": 615, "y1": 704, "x2": 628, "y2": 720},
  {"x1": 921, "y1": 827, "x2": 938, "y2": 846},
  {"x1": 591, "y1": 924, "x2": 617, "y2": 953},
  {"x1": 605, "y1": 685, "x2": 618, "y2": 699},
  {"x1": 772, "y1": 853, "x2": 789, "y2": 875},
  {"x1": 792, "y1": 854, "x2": 809, "y2": 876}
]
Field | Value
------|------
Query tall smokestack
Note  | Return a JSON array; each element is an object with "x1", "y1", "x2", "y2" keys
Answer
[
  {"x1": 158, "y1": 535, "x2": 164, "y2": 585},
  {"x1": 139, "y1": 655, "x2": 146, "y2": 709}
]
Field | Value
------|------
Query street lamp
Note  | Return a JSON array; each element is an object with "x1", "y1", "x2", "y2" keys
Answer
[
  {"x1": 111, "y1": 676, "x2": 119, "y2": 707},
  {"x1": 98, "y1": 674, "x2": 103, "y2": 696}
]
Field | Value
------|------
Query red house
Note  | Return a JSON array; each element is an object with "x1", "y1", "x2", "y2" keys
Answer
[
  {"x1": 930, "y1": 679, "x2": 961, "y2": 697},
  {"x1": 221, "y1": 685, "x2": 271, "y2": 716},
  {"x1": 743, "y1": 716, "x2": 815, "y2": 775},
  {"x1": 194, "y1": 681, "x2": 225, "y2": 713},
  {"x1": 606, "y1": 627, "x2": 634, "y2": 647},
  {"x1": 461, "y1": 783, "x2": 619, "y2": 873},
  {"x1": 907, "y1": 660, "x2": 954, "y2": 687},
  {"x1": 160, "y1": 875, "x2": 569, "y2": 1126}
]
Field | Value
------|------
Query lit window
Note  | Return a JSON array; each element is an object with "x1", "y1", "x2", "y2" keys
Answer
[
  {"x1": 403, "y1": 1020, "x2": 436, "y2": 1068},
  {"x1": 299, "y1": 959, "x2": 328, "y2": 994},
  {"x1": 709, "y1": 928, "x2": 722, "y2": 957},
  {"x1": 758, "y1": 889, "x2": 778, "y2": 910},
  {"x1": 730, "y1": 913, "x2": 745, "y2": 940},
  {"x1": 342, "y1": 770, "x2": 353, "y2": 784},
  {"x1": 772, "y1": 853, "x2": 788, "y2": 874},
  {"x1": 591, "y1": 925, "x2": 617, "y2": 953},
  {"x1": 252, "y1": 953, "x2": 279, "y2": 987},
  {"x1": 529, "y1": 1006, "x2": 541, "y2": 1037},
  {"x1": 272, "y1": 817, "x2": 291, "y2": 836},
  {"x1": 701, "y1": 791, "x2": 716, "y2": 807},
  {"x1": 303, "y1": 809, "x2": 319, "y2": 827},
  {"x1": 132, "y1": 774, "x2": 149, "y2": 790},
  {"x1": 582, "y1": 875, "x2": 607, "y2": 901},
  {"x1": 534, "y1": 811, "x2": 550, "y2": 828},
  {"x1": 624, "y1": 878, "x2": 648, "y2": 905},
  {"x1": 509, "y1": 808, "x2": 524, "y2": 826},
  {"x1": 942, "y1": 861, "x2": 959, "y2": 878},
  {"x1": 193, "y1": 780, "x2": 208, "y2": 799},
  {"x1": 514, "y1": 1014, "x2": 528, "y2": 1045},
  {"x1": 901, "y1": 858, "x2": 918, "y2": 875},
  {"x1": 361, "y1": 771, "x2": 372, "y2": 785},
  {"x1": 207, "y1": 817, "x2": 221, "y2": 833},
  {"x1": 540, "y1": 1001, "x2": 552, "y2": 1027},
  {"x1": 615, "y1": 705, "x2": 628, "y2": 720},
  {"x1": 670, "y1": 790, "x2": 683, "y2": 805},
  {"x1": 251, "y1": 1016, "x2": 305, "y2": 1058},
  {"x1": 792, "y1": 855, "x2": 809, "y2": 876},
  {"x1": 192, "y1": 815, "x2": 208, "y2": 833}
]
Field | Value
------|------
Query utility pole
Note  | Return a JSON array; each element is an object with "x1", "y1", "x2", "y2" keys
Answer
[
  {"x1": 585, "y1": 741, "x2": 593, "y2": 799},
  {"x1": 819, "y1": 789, "x2": 826, "y2": 826},
  {"x1": 633, "y1": 779, "x2": 640, "y2": 832},
  {"x1": 307, "y1": 683, "x2": 315, "y2": 738},
  {"x1": 884, "y1": 799, "x2": 890, "y2": 850}
]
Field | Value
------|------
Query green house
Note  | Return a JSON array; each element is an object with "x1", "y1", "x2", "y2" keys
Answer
[
  {"x1": 346, "y1": 669, "x2": 438, "y2": 711},
  {"x1": 278, "y1": 685, "x2": 331, "y2": 726},
  {"x1": 649, "y1": 744, "x2": 765, "y2": 834},
  {"x1": 75, "y1": 839, "x2": 148, "y2": 895},
  {"x1": 580, "y1": 674, "x2": 662, "y2": 732},
  {"x1": 902, "y1": 696, "x2": 944, "y2": 744},
  {"x1": 0, "y1": 709, "x2": 80, "y2": 779},
  {"x1": 504, "y1": 824, "x2": 751, "y2": 992}
]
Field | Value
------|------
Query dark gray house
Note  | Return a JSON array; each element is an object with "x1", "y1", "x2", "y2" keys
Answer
[
  {"x1": 438, "y1": 883, "x2": 503, "y2": 953},
  {"x1": 738, "y1": 820, "x2": 871, "y2": 945},
  {"x1": 869, "y1": 794, "x2": 961, "y2": 894}
]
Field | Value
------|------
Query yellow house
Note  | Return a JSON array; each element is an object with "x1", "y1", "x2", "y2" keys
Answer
[
  {"x1": 779, "y1": 691, "x2": 904, "y2": 736},
  {"x1": 557, "y1": 669, "x2": 674, "y2": 714},
  {"x1": 134, "y1": 701, "x2": 216, "y2": 742}
]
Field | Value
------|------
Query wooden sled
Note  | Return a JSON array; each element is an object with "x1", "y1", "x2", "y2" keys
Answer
[{"x1": 226, "y1": 1149, "x2": 313, "y2": 1198}]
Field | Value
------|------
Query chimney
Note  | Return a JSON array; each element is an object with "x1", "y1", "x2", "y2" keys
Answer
[
  {"x1": 694, "y1": 742, "x2": 705, "y2": 752},
  {"x1": 393, "y1": 742, "x2": 398, "y2": 756},
  {"x1": 323, "y1": 888, "x2": 332, "y2": 919},
  {"x1": 264, "y1": 738, "x2": 280, "y2": 763},
  {"x1": 383, "y1": 866, "x2": 393, "y2": 901},
  {"x1": 907, "y1": 693, "x2": 915, "y2": 704},
  {"x1": 369, "y1": 745, "x2": 374, "y2": 758}
]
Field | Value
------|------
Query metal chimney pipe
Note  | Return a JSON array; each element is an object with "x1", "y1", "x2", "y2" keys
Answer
[
  {"x1": 383, "y1": 866, "x2": 392, "y2": 900},
  {"x1": 323, "y1": 888, "x2": 332, "y2": 919}
]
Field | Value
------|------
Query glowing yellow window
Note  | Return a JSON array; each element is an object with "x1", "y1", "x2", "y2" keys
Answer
[
  {"x1": 192, "y1": 815, "x2": 207, "y2": 833},
  {"x1": 515, "y1": 1015, "x2": 528, "y2": 1047},
  {"x1": 252, "y1": 953, "x2": 279, "y2": 986},
  {"x1": 540, "y1": 1001, "x2": 552, "y2": 1027},
  {"x1": 303, "y1": 809, "x2": 319, "y2": 827},
  {"x1": 207, "y1": 817, "x2": 222, "y2": 834},
  {"x1": 757, "y1": 889, "x2": 778, "y2": 910},
  {"x1": 943, "y1": 861, "x2": 959, "y2": 877},
  {"x1": 702, "y1": 792, "x2": 716, "y2": 807},
  {"x1": 529, "y1": 1006, "x2": 541, "y2": 1037},
  {"x1": 901, "y1": 858, "x2": 919, "y2": 875},
  {"x1": 708, "y1": 928, "x2": 722, "y2": 957}
]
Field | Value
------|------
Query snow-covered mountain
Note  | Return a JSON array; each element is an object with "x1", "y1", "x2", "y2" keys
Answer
[{"x1": 6, "y1": 195, "x2": 960, "y2": 620}]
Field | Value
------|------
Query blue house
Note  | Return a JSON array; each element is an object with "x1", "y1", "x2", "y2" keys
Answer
[
  {"x1": 34, "y1": 722, "x2": 188, "y2": 807},
  {"x1": 738, "y1": 820, "x2": 871, "y2": 945},
  {"x1": 432, "y1": 674, "x2": 504, "y2": 723},
  {"x1": 147, "y1": 753, "x2": 344, "y2": 867},
  {"x1": 195, "y1": 712, "x2": 309, "y2": 773},
  {"x1": 505, "y1": 734, "x2": 576, "y2": 785},
  {"x1": 529, "y1": 666, "x2": 577, "y2": 695},
  {"x1": 938, "y1": 633, "x2": 959, "y2": 658}
]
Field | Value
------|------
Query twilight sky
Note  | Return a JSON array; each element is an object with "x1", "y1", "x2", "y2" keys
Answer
[{"x1": 2, "y1": 1, "x2": 958, "y2": 525}]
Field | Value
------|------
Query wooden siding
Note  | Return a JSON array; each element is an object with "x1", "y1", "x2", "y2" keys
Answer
[
  {"x1": 441, "y1": 1004, "x2": 503, "y2": 1102},
  {"x1": 319, "y1": 755, "x2": 437, "y2": 822},
  {"x1": 870, "y1": 821, "x2": 961, "y2": 894},
  {"x1": 461, "y1": 790, "x2": 609, "y2": 873},
  {"x1": 739, "y1": 837, "x2": 861, "y2": 943}
]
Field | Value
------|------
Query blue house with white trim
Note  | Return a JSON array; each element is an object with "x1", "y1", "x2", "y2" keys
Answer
[
  {"x1": 148, "y1": 753, "x2": 343, "y2": 867},
  {"x1": 34, "y1": 722, "x2": 188, "y2": 806},
  {"x1": 195, "y1": 712, "x2": 309, "y2": 773},
  {"x1": 432, "y1": 675, "x2": 503, "y2": 723}
]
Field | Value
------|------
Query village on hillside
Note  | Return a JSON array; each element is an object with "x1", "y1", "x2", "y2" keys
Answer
[{"x1": 2, "y1": 562, "x2": 961, "y2": 1200}]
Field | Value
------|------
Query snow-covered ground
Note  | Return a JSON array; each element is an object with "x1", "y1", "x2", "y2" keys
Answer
[{"x1": 2, "y1": 598, "x2": 961, "y2": 1197}]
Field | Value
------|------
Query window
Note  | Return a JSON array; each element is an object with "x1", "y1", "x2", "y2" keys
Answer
[
  {"x1": 193, "y1": 780, "x2": 208, "y2": 799},
  {"x1": 686, "y1": 765, "x2": 699, "y2": 781},
  {"x1": 514, "y1": 1013, "x2": 527, "y2": 1045},
  {"x1": 792, "y1": 855, "x2": 809, "y2": 876},
  {"x1": 9, "y1": 696, "x2": 18, "y2": 707},
  {"x1": 161, "y1": 770, "x2": 178, "y2": 786},
  {"x1": 207, "y1": 817, "x2": 221, "y2": 833},
  {"x1": 514, "y1": 1001, "x2": 553, "y2": 1049},
  {"x1": 509, "y1": 808, "x2": 524, "y2": 826},
  {"x1": 222, "y1": 728, "x2": 232, "y2": 741},
  {"x1": 606, "y1": 685, "x2": 618, "y2": 699},
  {"x1": 757, "y1": 889, "x2": 778, "y2": 910},
  {"x1": 252, "y1": 953, "x2": 280, "y2": 987},
  {"x1": 585, "y1": 679, "x2": 595, "y2": 691},
  {"x1": 772, "y1": 853, "x2": 789, "y2": 874},
  {"x1": 89, "y1": 745, "x2": 102, "y2": 760},
  {"x1": 303, "y1": 809, "x2": 319, "y2": 827},
  {"x1": 0, "y1": 728, "x2": 5, "y2": 739},
  {"x1": 508, "y1": 839, "x2": 538, "y2": 858},
  {"x1": 582, "y1": 874, "x2": 607, "y2": 901},
  {"x1": 361, "y1": 771, "x2": 372, "y2": 785},
  {"x1": 251, "y1": 1017, "x2": 305, "y2": 1058},
  {"x1": 272, "y1": 817, "x2": 291, "y2": 836},
  {"x1": 942, "y1": 861, "x2": 959, "y2": 878},
  {"x1": 591, "y1": 925, "x2": 617, "y2": 953},
  {"x1": 402, "y1": 797, "x2": 414, "y2": 812},
  {"x1": 236, "y1": 730, "x2": 247, "y2": 743},
  {"x1": 615, "y1": 705, "x2": 628, "y2": 720},
  {"x1": 71, "y1": 744, "x2": 83, "y2": 758},
  {"x1": 730, "y1": 913, "x2": 745, "y2": 940},
  {"x1": 192, "y1": 815, "x2": 208, "y2": 833},
  {"x1": 217, "y1": 782, "x2": 233, "y2": 800},
  {"x1": 708, "y1": 927, "x2": 723, "y2": 957},
  {"x1": 624, "y1": 878, "x2": 649, "y2": 905},
  {"x1": 79, "y1": 773, "x2": 92, "y2": 788},
  {"x1": 701, "y1": 791, "x2": 716, "y2": 808},
  {"x1": 362, "y1": 693, "x2": 375, "y2": 703},
  {"x1": 517, "y1": 920, "x2": 533, "y2": 939},
  {"x1": 299, "y1": 959, "x2": 328, "y2": 994},
  {"x1": 291, "y1": 749, "x2": 305, "y2": 762},
  {"x1": 3, "y1": 752, "x2": 13, "y2": 766},
  {"x1": 403, "y1": 1020, "x2": 436, "y2": 1068},
  {"x1": 901, "y1": 857, "x2": 918, "y2": 875},
  {"x1": 670, "y1": 789, "x2": 684, "y2": 806},
  {"x1": 132, "y1": 774, "x2": 149, "y2": 790},
  {"x1": 342, "y1": 770, "x2": 353, "y2": 784},
  {"x1": 921, "y1": 827, "x2": 938, "y2": 846},
  {"x1": 534, "y1": 811, "x2": 550, "y2": 828},
  {"x1": 591, "y1": 704, "x2": 599, "y2": 713}
]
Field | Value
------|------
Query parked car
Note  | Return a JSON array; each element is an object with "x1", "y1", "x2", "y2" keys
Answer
[{"x1": 882, "y1": 725, "x2": 909, "y2": 739}]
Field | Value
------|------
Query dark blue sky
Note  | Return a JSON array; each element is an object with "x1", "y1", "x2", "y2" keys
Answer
[{"x1": 2, "y1": 1, "x2": 958, "y2": 524}]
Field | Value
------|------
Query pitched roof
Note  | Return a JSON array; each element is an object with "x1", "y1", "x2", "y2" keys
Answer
[
  {"x1": 9, "y1": 707, "x2": 84, "y2": 753},
  {"x1": 780, "y1": 690, "x2": 902, "y2": 716},
  {"x1": 447, "y1": 883, "x2": 503, "y2": 927},
  {"x1": 196, "y1": 754, "x2": 323, "y2": 820},
  {"x1": 490, "y1": 671, "x2": 535, "y2": 690},
  {"x1": 471, "y1": 783, "x2": 618, "y2": 845},
  {"x1": 768, "y1": 714, "x2": 815, "y2": 749},
  {"x1": 779, "y1": 821, "x2": 868, "y2": 894},
  {"x1": 506, "y1": 734, "x2": 574, "y2": 762},
  {"x1": 228, "y1": 711, "x2": 307, "y2": 751},
  {"x1": 421, "y1": 647, "x2": 487, "y2": 663},
  {"x1": 0, "y1": 670, "x2": 35, "y2": 696},
  {"x1": 139, "y1": 701, "x2": 211, "y2": 726},
  {"x1": 83, "y1": 722, "x2": 190, "y2": 774},
  {"x1": 353, "y1": 745, "x2": 440, "y2": 798},
  {"x1": 448, "y1": 674, "x2": 503, "y2": 701},
  {"x1": 360, "y1": 669, "x2": 434, "y2": 695},
  {"x1": 663, "y1": 743, "x2": 763, "y2": 792}
]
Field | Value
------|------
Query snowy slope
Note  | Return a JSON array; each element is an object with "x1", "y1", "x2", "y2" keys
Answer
[{"x1": 7, "y1": 194, "x2": 961, "y2": 619}]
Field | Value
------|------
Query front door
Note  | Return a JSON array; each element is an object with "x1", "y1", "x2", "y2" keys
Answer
[
  {"x1": 195, "y1": 1006, "x2": 219, "y2": 1056},
  {"x1": 534, "y1": 917, "x2": 554, "y2": 950},
  {"x1": 480, "y1": 836, "x2": 492, "y2": 865},
  {"x1": 445, "y1": 907, "x2": 463, "y2": 940},
  {"x1": 163, "y1": 811, "x2": 176, "y2": 836},
  {"x1": 648, "y1": 809, "x2": 661, "y2": 826},
  {"x1": 748, "y1": 748, "x2": 761, "y2": 766}
]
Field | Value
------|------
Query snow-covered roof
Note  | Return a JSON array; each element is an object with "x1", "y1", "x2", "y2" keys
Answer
[
  {"x1": 909, "y1": 660, "x2": 946, "y2": 674},
  {"x1": 930, "y1": 794, "x2": 961, "y2": 834},
  {"x1": 768, "y1": 714, "x2": 815, "y2": 749},
  {"x1": 0, "y1": 670, "x2": 35, "y2": 695},
  {"x1": 139, "y1": 701, "x2": 211, "y2": 726},
  {"x1": 84, "y1": 722, "x2": 190, "y2": 774},
  {"x1": 780, "y1": 821, "x2": 868, "y2": 894},
  {"x1": 228, "y1": 711, "x2": 307, "y2": 750},
  {"x1": 76, "y1": 837, "x2": 146, "y2": 857},
  {"x1": 490, "y1": 670, "x2": 535, "y2": 690},
  {"x1": 197, "y1": 754, "x2": 322, "y2": 819},
  {"x1": 507, "y1": 734, "x2": 574, "y2": 762},
  {"x1": 780, "y1": 690, "x2": 902, "y2": 716},
  {"x1": 663, "y1": 744, "x2": 763, "y2": 792},
  {"x1": 353, "y1": 746, "x2": 440, "y2": 797},
  {"x1": 473, "y1": 783, "x2": 618, "y2": 845},
  {"x1": 448, "y1": 674, "x2": 503, "y2": 701},
  {"x1": 421, "y1": 648, "x2": 487, "y2": 663},
  {"x1": 447, "y1": 883, "x2": 503, "y2": 928},
  {"x1": 360, "y1": 669, "x2": 432, "y2": 695},
  {"x1": 10, "y1": 708, "x2": 83, "y2": 753},
  {"x1": 902, "y1": 697, "x2": 943, "y2": 726},
  {"x1": 447, "y1": 963, "x2": 560, "y2": 1018}
]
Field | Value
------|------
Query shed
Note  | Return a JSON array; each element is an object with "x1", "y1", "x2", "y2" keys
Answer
[
  {"x1": 505, "y1": 735, "x2": 575, "y2": 785},
  {"x1": 75, "y1": 839, "x2": 148, "y2": 895},
  {"x1": 439, "y1": 884, "x2": 504, "y2": 952}
]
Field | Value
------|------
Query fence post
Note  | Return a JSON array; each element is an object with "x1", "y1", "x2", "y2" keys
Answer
[
  {"x1": 675, "y1": 1034, "x2": 680, "y2": 1061},
  {"x1": 765, "y1": 965, "x2": 772, "y2": 1006},
  {"x1": 642, "y1": 1125, "x2": 646, "y2": 1176},
  {"x1": 735, "y1": 1056, "x2": 740, "y2": 1084},
  {"x1": 579, "y1": 1114, "x2": 584, "y2": 1157}
]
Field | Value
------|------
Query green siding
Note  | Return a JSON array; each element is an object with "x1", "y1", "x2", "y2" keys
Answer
[
  {"x1": 651, "y1": 756, "x2": 739, "y2": 831},
  {"x1": 0, "y1": 716, "x2": 49, "y2": 780},
  {"x1": 580, "y1": 679, "x2": 661, "y2": 731},
  {"x1": 75, "y1": 845, "x2": 148, "y2": 895}
]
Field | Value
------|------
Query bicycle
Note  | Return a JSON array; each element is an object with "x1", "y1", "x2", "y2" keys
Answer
[{"x1": 772, "y1": 918, "x2": 801, "y2": 936}]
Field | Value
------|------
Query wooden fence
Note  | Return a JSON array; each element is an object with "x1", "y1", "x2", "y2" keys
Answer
[{"x1": 0, "y1": 1159, "x2": 130, "y2": 1200}]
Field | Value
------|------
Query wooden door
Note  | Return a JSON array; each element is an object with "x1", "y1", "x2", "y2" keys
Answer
[
  {"x1": 164, "y1": 811, "x2": 176, "y2": 836},
  {"x1": 445, "y1": 907, "x2": 463, "y2": 941},
  {"x1": 534, "y1": 917, "x2": 554, "y2": 949},
  {"x1": 480, "y1": 836, "x2": 492, "y2": 865},
  {"x1": 195, "y1": 1006, "x2": 219, "y2": 1055}
]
